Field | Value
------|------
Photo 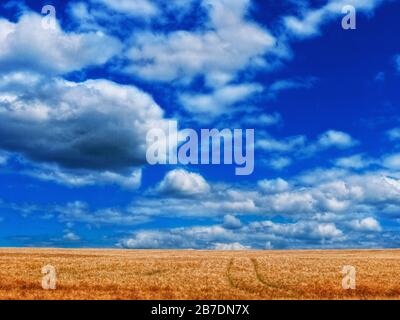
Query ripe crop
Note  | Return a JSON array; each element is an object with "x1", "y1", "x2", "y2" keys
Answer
[{"x1": 0, "y1": 248, "x2": 399, "y2": 300}]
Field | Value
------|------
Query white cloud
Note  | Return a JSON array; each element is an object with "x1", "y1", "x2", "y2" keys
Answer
[
  {"x1": 78, "y1": 0, "x2": 197, "y2": 24},
  {"x1": 0, "y1": 74, "x2": 173, "y2": 187},
  {"x1": 257, "y1": 135, "x2": 306, "y2": 152},
  {"x1": 0, "y1": 0, "x2": 395, "y2": 250},
  {"x1": 25, "y1": 165, "x2": 142, "y2": 189},
  {"x1": 268, "y1": 77, "x2": 316, "y2": 98},
  {"x1": 383, "y1": 153, "x2": 400, "y2": 170},
  {"x1": 118, "y1": 230, "x2": 181, "y2": 249},
  {"x1": 297, "y1": 171, "x2": 400, "y2": 214},
  {"x1": 118, "y1": 225, "x2": 236, "y2": 249},
  {"x1": 67, "y1": 2, "x2": 109, "y2": 32},
  {"x1": 258, "y1": 178, "x2": 290, "y2": 194},
  {"x1": 6, "y1": 187, "x2": 392, "y2": 247},
  {"x1": 0, "y1": 13, "x2": 121, "y2": 75},
  {"x1": 257, "y1": 130, "x2": 357, "y2": 159},
  {"x1": 266, "y1": 157, "x2": 293, "y2": 170},
  {"x1": 314, "y1": 223, "x2": 343, "y2": 238},
  {"x1": 284, "y1": 11, "x2": 324, "y2": 38},
  {"x1": 122, "y1": 0, "x2": 279, "y2": 122},
  {"x1": 126, "y1": 186, "x2": 258, "y2": 218},
  {"x1": 296, "y1": 167, "x2": 349, "y2": 185},
  {"x1": 0, "y1": 154, "x2": 7, "y2": 166},
  {"x1": 267, "y1": 191, "x2": 316, "y2": 213},
  {"x1": 108, "y1": 165, "x2": 400, "y2": 221},
  {"x1": 223, "y1": 215, "x2": 242, "y2": 229},
  {"x1": 117, "y1": 217, "x2": 349, "y2": 250},
  {"x1": 93, "y1": 0, "x2": 159, "y2": 18},
  {"x1": 7, "y1": 163, "x2": 397, "y2": 248},
  {"x1": 124, "y1": 0, "x2": 277, "y2": 85},
  {"x1": 334, "y1": 154, "x2": 373, "y2": 169},
  {"x1": 247, "y1": 220, "x2": 345, "y2": 243},
  {"x1": 63, "y1": 232, "x2": 80, "y2": 241},
  {"x1": 179, "y1": 83, "x2": 263, "y2": 117},
  {"x1": 383, "y1": 176, "x2": 400, "y2": 193},
  {"x1": 55, "y1": 201, "x2": 150, "y2": 226},
  {"x1": 157, "y1": 169, "x2": 210, "y2": 197},
  {"x1": 211, "y1": 242, "x2": 250, "y2": 250},
  {"x1": 284, "y1": 0, "x2": 385, "y2": 38},
  {"x1": 242, "y1": 113, "x2": 282, "y2": 127},
  {"x1": 349, "y1": 217, "x2": 382, "y2": 232},
  {"x1": 317, "y1": 130, "x2": 358, "y2": 149}
]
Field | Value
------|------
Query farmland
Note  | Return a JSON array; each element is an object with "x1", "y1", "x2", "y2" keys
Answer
[{"x1": 0, "y1": 248, "x2": 400, "y2": 300}]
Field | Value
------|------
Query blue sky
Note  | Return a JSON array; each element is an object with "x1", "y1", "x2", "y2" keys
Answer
[{"x1": 0, "y1": 0, "x2": 399, "y2": 249}]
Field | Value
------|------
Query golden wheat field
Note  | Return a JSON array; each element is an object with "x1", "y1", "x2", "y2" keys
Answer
[{"x1": 1, "y1": 248, "x2": 400, "y2": 300}]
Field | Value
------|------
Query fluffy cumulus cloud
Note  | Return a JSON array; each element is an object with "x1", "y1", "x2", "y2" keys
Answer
[
  {"x1": 284, "y1": 173, "x2": 393, "y2": 213},
  {"x1": 258, "y1": 178, "x2": 290, "y2": 194},
  {"x1": 349, "y1": 217, "x2": 382, "y2": 232},
  {"x1": 118, "y1": 225, "x2": 236, "y2": 249},
  {"x1": 157, "y1": 169, "x2": 210, "y2": 197},
  {"x1": 242, "y1": 113, "x2": 282, "y2": 127},
  {"x1": 117, "y1": 213, "x2": 388, "y2": 249},
  {"x1": 211, "y1": 242, "x2": 251, "y2": 250},
  {"x1": 0, "y1": 73, "x2": 173, "y2": 188},
  {"x1": 257, "y1": 130, "x2": 358, "y2": 169},
  {"x1": 104, "y1": 166, "x2": 400, "y2": 242},
  {"x1": 54, "y1": 201, "x2": 150, "y2": 226},
  {"x1": 24, "y1": 164, "x2": 142, "y2": 189},
  {"x1": 0, "y1": 9, "x2": 188, "y2": 189},
  {"x1": 0, "y1": 13, "x2": 121, "y2": 75},
  {"x1": 383, "y1": 153, "x2": 400, "y2": 170},
  {"x1": 383, "y1": 176, "x2": 400, "y2": 193},
  {"x1": 5, "y1": 153, "x2": 399, "y2": 248},
  {"x1": 92, "y1": 0, "x2": 159, "y2": 18},
  {"x1": 317, "y1": 130, "x2": 357, "y2": 149},
  {"x1": 0, "y1": 153, "x2": 8, "y2": 166},
  {"x1": 257, "y1": 135, "x2": 306, "y2": 153},
  {"x1": 334, "y1": 154, "x2": 373, "y2": 169},
  {"x1": 284, "y1": 0, "x2": 386, "y2": 38},
  {"x1": 179, "y1": 83, "x2": 263, "y2": 117},
  {"x1": 268, "y1": 77, "x2": 316, "y2": 98},
  {"x1": 127, "y1": 184, "x2": 258, "y2": 218},
  {"x1": 266, "y1": 157, "x2": 293, "y2": 170},
  {"x1": 223, "y1": 214, "x2": 242, "y2": 229},
  {"x1": 63, "y1": 231, "x2": 80, "y2": 241},
  {"x1": 68, "y1": 0, "x2": 198, "y2": 34},
  {"x1": 124, "y1": 0, "x2": 277, "y2": 85},
  {"x1": 247, "y1": 220, "x2": 344, "y2": 242}
]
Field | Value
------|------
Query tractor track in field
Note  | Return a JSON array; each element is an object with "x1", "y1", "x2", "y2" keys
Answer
[{"x1": 226, "y1": 257, "x2": 302, "y2": 298}]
